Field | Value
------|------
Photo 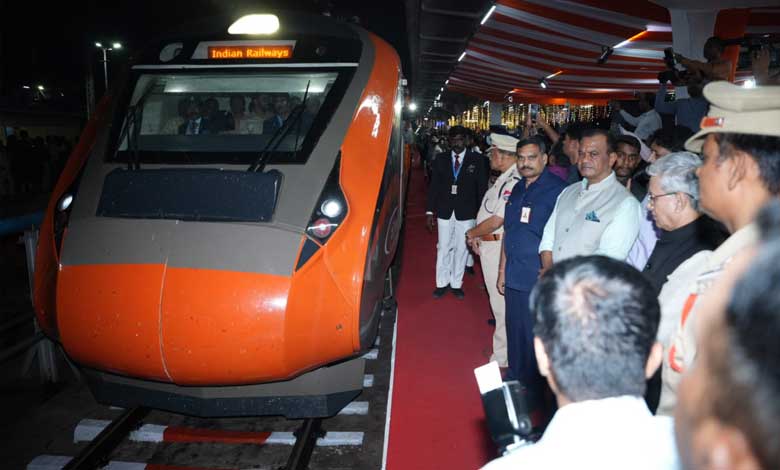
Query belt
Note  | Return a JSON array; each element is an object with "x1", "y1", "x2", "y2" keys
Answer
[{"x1": 478, "y1": 233, "x2": 502, "y2": 241}]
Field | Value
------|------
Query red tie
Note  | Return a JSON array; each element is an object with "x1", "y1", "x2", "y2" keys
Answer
[{"x1": 454, "y1": 155, "x2": 461, "y2": 173}]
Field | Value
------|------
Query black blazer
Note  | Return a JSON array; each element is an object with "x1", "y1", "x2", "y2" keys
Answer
[
  {"x1": 642, "y1": 216, "x2": 724, "y2": 295},
  {"x1": 426, "y1": 150, "x2": 488, "y2": 220},
  {"x1": 178, "y1": 117, "x2": 216, "y2": 135}
]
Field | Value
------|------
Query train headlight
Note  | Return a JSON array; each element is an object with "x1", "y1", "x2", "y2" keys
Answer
[
  {"x1": 228, "y1": 14, "x2": 280, "y2": 35},
  {"x1": 321, "y1": 200, "x2": 342, "y2": 218}
]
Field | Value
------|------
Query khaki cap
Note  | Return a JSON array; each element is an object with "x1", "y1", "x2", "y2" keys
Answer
[
  {"x1": 685, "y1": 81, "x2": 780, "y2": 152},
  {"x1": 490, "y1": 133, "x2": 520, "y2": 153}
]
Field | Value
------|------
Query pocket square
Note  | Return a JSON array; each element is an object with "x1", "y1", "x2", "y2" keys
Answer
[{"x1": 585, "y1": 211, "x2": 601, "y2": 222}]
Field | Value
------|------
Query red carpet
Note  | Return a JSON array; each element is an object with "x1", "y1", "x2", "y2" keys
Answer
[{"x1": 386, "y1": 164, "x2": 496, "y2": 469}]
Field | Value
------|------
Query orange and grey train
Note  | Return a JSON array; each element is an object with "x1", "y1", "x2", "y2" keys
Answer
[{"x1": 33, "y1": 12, "x2": 407, "y2": 418}]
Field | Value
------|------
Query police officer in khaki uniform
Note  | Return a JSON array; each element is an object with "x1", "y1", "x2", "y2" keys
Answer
[{"x1": 466, "y1": 134, "x2": 521, "y2": 367}]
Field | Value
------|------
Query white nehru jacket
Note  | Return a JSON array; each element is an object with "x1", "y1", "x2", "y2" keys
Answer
[{"x1": 540, "y1": 172, "x2": 641, "y2": 262}]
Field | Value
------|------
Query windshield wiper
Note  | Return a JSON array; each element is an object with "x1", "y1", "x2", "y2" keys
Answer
[
  {"x1": 247, "y1": 81, "x2": 311, "y2": 173},
  {"x1": 112, "y1": 78, "x2": 157, "y2": 170}
]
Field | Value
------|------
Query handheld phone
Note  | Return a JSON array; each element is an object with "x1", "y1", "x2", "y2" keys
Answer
[{"x1": 529, "y1": 103, "x2": 540, "y2": 122}]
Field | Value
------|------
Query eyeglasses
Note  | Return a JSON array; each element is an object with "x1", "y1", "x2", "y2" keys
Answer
[{"x1": 648, "y1": 192, "x2": 677, "y2": 203}]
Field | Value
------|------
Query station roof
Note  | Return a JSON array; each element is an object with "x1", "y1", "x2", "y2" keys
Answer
[{"x1": 408, "y1": 0, "x2": 780, "y2": 108}]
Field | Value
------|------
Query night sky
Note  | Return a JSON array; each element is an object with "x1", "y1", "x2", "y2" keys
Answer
[{"x1": 0, "y1": 0, "x2": 410, "y2": 110}]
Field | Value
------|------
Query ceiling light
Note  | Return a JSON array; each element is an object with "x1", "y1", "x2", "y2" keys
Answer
[
  {"x1": 445, "y1": 79, "x2": 449, "y2": 85},
  {"x1": 112, "y1": 42, "x2": 123, "y2": 49},
  {"x1": 545, "y1": 70, "x2": 563, "y2": 79},
  {"x1": 480, "y1": 5, "x2": 496, "y2": 25},
  {"x1": 409, "y1": 102, "x2": 418, "y2": 111},
  {"x1": 613, "y1": 30, "x2": 647, "y2": 49},
  {"x1": 538, "y1": 79, "x2": 548, "y2": 89},
  {"x1": 458, "y1": 52, "x2": 466, "y2": 62}
]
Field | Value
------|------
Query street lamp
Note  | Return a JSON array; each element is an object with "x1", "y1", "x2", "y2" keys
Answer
[{"x1": 95, "y1": 41, "x2": 123, "y2": 90}]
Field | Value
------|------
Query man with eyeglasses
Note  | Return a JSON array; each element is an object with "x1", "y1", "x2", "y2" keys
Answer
[{"x1": 538, "y1": 128, "x2": 642, "y2": 268}]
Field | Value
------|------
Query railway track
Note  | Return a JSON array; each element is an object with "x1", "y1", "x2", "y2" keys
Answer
[{"x1": 26, "y1": 303, "x2": 397, "y2": 470}]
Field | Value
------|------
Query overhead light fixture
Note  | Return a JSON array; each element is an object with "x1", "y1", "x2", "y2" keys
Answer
[
  {"x1": 445, "y1": 79, "x2": 449, "y2": 85},
  {"x1": 546, "y1": 70, "x2": 563, "y2": 79},
  {"x1": 458, "y1": 52, "x2": 466, "y2": 62},
  {"x1": 538, "y1": 78, "x2": 548, "y2": 89},
  {"x1": 480, "y1": 5, "x2": 496, "y2": 25},
  {"x1": 22, "y1": 85, "x2": 30, "y2": 89},
  {"x1": 37, "y1": 85, "x2": 45, "y2": 91},
  {"x1": 408, "y1": 102, "x2": 418, "y2": 111},
  {"x1": 614, "y1": 30, "x2": 647, "y2": 49},
  {"x1": 597, "y1": 46, "x2": 613, "y2": 64},
  {"x1": 112, "y1": 42, "x2": 123, "y2": 49},
  {"x1": 95, "y1": 42, "x2": 103, "y2": 48}
]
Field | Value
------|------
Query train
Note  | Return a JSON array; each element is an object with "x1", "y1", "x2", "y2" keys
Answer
[{"x1": 33, "y1": 10, "x2": 407, "y2": 418}]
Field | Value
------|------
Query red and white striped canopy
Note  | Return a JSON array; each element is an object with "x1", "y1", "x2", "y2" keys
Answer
[{"x1": 446, "y1": 0, "x2": 779, "y2": 103}]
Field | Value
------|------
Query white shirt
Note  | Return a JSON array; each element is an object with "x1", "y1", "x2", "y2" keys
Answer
[
  {"x1": 452, "y1": 149, "x2": 466, "y2": 167},
  {"x1": 619, "y1": 109, "x2": 662, "y2": 141},
  {"x1": 481, "y1": 396, "x2": 681, "y2": 470},
  {"x1": 539, "y1": 172, "x2": 641, "y2": 261}
]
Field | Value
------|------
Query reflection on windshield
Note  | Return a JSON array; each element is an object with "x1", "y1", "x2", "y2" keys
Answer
[
  {"x1": 159, "y1": 92, "x2": 322, "y2": 137},
  {"x1": 111, "y1": 72, "x2": 339, "y2": 164}
]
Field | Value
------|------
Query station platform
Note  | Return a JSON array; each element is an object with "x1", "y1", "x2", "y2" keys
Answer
[{"x1": 386, "y1": 162, "x2": 496, "y2": 469}]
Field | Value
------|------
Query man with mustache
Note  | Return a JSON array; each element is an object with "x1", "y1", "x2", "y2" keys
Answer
[
  {"x1": 496, "y1": 136, "x2": 566, "y2": 407},
  {"x1": 539, "y1": 128, "x2": 642, "y2": 268}
]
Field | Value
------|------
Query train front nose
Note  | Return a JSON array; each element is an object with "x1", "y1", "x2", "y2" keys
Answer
[
  {"x1": 56, "y1": 216, "x2": 319, "y2": 385},
  {"x1": 157, "y1": 267, "x2": 292, "y2": 384}
]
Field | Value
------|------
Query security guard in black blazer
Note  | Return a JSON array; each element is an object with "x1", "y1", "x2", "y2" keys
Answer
[{"x1": 426, "y1": 125, "x2": 488, "y2": 299}]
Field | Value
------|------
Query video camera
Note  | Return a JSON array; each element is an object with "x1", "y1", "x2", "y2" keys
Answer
[
  {"x1": 659, "y1": 34, "x2": 780, "y2": 85},
  {"x1": 657, "y1": 48, "x2": 692, "y2": 85},
  {"x1": 475, "y1": 362, "x2": 535, "y2": 456},
  {"x1": 724, "y1": 33, "x2": 780, "y2": 70}
]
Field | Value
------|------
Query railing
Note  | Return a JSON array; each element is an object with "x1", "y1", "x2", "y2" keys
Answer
[{"x1": 0, "y1": 214, "x2": 61, "y2": 384}]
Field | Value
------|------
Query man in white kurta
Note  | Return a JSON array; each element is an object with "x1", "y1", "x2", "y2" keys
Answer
[{"x1": 539, "y1": 129, "x2": 641, "y2": 268}]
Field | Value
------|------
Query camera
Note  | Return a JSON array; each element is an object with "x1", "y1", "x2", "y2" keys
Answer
[{"x1": 657, "y1": 47, "x2": 692, "y2": 85}]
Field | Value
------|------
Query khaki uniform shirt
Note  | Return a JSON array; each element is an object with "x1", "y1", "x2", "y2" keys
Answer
[
  {"x1": 476, "y1": 165, "x2": 521, "y2": 233},
  {"x1": 657, "y1": 223, "x2": 758, "y2": 416}
]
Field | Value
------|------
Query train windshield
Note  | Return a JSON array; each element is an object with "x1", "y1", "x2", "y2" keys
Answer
[{"x1": 110, "y1": 70, "x2": 344, "y2": 165}]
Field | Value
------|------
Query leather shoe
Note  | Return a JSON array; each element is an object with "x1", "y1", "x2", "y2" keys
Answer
[
  {"x1": 465, "y1": 266, "x2": 475, "y2": 275},
  {"x1": 433, "y1": 286, "x2": 448, "y2": 298},
  {"x1": 452, "y1": 288, "x2": 465, "y2": 299}
]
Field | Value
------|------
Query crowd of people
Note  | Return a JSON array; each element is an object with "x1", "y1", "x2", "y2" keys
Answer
[
  {"x1": 0, "y1": 130, "x2": 72, "y2": 201},
  {"x1": 415, "y1": 76, "x2": 779, "y2": 469}
]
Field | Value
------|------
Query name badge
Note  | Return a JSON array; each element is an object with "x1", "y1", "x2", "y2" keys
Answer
[
  {"x1": 520, "y1": 206, "x2": 531, "y2": 223},
  {"x1": 451, "y1": 185, "x2": 458, "y2": 195}
]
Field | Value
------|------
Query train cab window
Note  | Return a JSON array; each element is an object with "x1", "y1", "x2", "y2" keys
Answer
[{"x1": 110, "y1": 71, "x2": 344, "y2": 165}]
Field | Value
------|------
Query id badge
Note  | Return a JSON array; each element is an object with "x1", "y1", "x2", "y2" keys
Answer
[
  {"x1": 520, "y1": 206, "x2": 531, "y2": 223},
  {"x1": 451, "y1": 185, "x2": 458, "y2": 195}
]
